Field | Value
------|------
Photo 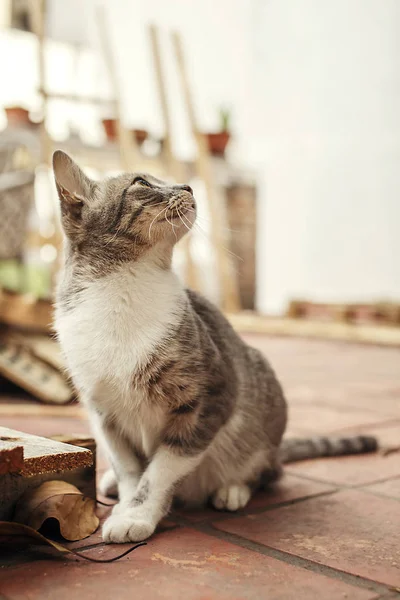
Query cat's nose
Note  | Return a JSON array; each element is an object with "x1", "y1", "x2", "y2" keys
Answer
[{"x1": 177, "y1": 184, "x2": 193, "y2": 195}]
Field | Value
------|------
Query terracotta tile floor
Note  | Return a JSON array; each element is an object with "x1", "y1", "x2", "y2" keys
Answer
[{"x1": 1, "y1": 335, "x2": 400, "y2": 599}]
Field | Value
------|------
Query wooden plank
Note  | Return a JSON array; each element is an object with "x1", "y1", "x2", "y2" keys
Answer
[
  {"x1": 0, "y1": 428, "x2": 95, "y2": 520},
  {"x1": 226, "y1": 183, "x2": 256, "y2": 310},
  {"x1": 0, "y1": 336, "x2": 73, "y2": 404},
  {"x1": 0, "y1": 446, "x2": 24, "y2": 475},
  {"x1": 227, "y1": 312, "x2": 400, "y2": 347},
  {"x1": 30, "y1": 0, "x2": 52, "y2": 167},
  {"x1": 5, "y1": 332, "x2": 65, "y2": 372},
  {"x1": 0, "y1": 290, "x2": 52, "y2": 332},
  {"x1": 0, "y1": 402, "x2": 85, "y2": 418},
  {"x1": 171, "y1": 31, "x2": 241, "y2": 312},
  {"x1": 0, "y1": 427, "x2": 92, "y2": 477},
  {"x1": 50, "y1": 434, "x2": 96, "y2": 500},
  {"x1": 148, "y1": 25, "x2": 197, "y2": 290},
  {"x1": 96, "y1": 5, "x2": 139, "y2": 170},
  {"x1": 38, "y1": 89, "x2": 117, "y2": 106}
]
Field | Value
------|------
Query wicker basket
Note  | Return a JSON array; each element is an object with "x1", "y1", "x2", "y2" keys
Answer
[{"x1": 0, "y1": 145, "x2": 34, "y2": 260}]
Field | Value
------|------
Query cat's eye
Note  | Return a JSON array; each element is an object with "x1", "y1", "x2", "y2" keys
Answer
[{"x1": 133, "y1": 177, "x2": 152, "y2": 188}]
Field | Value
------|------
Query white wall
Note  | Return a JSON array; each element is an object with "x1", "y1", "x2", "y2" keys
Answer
[
  {"x1": 45, "y1": 0, "x2": 253, "y2": 161},
  {"x1": 2, "y1": 0, "x2": 399, "y2": 314},
  {"x1": 252, "y1": 0, "x2": 400, "y2": 313}
]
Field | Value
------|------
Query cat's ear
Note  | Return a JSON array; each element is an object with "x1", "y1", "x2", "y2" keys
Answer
[{"x1": 53, "y1": 150, "x2": 94, "y2": 236}]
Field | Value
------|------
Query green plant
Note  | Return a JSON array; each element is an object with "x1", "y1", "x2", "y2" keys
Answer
[{"x1": 219, "y1": 107, "x2": 231, "y2": 132}]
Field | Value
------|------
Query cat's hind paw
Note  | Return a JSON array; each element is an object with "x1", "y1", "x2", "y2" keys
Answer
[
  {"x1": 98, "y1": 468, "x2": 118, "y2": 498},
  {"x1": 212, "y1": 484, "x2": 251, "y2": 511}
]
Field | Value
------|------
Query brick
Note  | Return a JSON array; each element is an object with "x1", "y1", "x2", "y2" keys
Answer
[
  {"x1": 215, "y1": 489, "x2": 400, "y2": 587},
  {"x1": 0, "y1": 528, "x2": 378, "y2": 600}
]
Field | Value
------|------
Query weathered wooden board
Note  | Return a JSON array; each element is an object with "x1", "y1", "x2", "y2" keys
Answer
[
  {"x1": 0, "y1": 446, "x2": 24, "y2": 475},
  {"x1": 227, "y1": 313, "x2": 400, "y2": 347},
  {"x1": 0, "y1": 337, "x2": 73, "y2": 404},
  {"x1": 49, "y1": 434, "x2": 96, "y2": 501},
  {"x1": 0, "y1": 427, "x2": 94, "y2": 520},
  {"x1": 0, "y1": 427, "x2": 92, "y2": 477},
  {"x1": 0, "y1": 290, "x2": 52, "y2": 332}
]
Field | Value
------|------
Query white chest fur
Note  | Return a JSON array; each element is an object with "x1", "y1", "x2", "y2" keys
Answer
[{"x1": 55, "y1": 261, "x2": 184, "y2": 400}]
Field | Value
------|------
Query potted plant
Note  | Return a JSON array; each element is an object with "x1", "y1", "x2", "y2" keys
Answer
[
  {"x1": 5, "y1": 106, "x2": 31, "y2": 127},
  {"x1": 206, "y1": 108, "x2": 231, "y2": 157},
  {"x1": 102, "y1": 118, "x2": 117, "y2": 142},
  {"x1": 131, "y1": 128, "x2": 148, "y2": 145},
  {"x1": 102, "y1": 119, "x2": 148, "y2": 146}
]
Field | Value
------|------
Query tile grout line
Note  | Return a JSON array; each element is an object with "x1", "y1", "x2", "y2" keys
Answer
[
  {"x1": 174, "y1": 487, "x2": 341, "y2": 525},
  {"x1": 285, "y1": 469, "x2": 400, "y2": 491},
  {"x1": 72, "y1": 489, "x2": 340, "y2": 551},
  {"x1": 186, "y1": 522, "x2": 392, "y2": 596}
]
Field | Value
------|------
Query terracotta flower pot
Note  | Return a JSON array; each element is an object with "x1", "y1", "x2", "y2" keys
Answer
[
  {"x1": 5, "y1": 107, "x2": 31, "y2": 127},
  {"x1": 132, "y1": 129, "x2": 148, "y2": 145},
  {"x1": 102, "y1": 120, "x2": 149, "y2": 146},
  {"x1": 348, "y1": 304, "x2": 383, "y2": 324},
  {"x1": 206, "y1": 131, "x2": 230, "y2": 156},
  {"x1": 102, "y1": 118, "x2": 117, "y2": 142}
]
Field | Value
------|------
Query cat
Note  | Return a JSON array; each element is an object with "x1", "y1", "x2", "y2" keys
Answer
[{"x1": 53, "y1": 150, "x2": 377, "y2": 543}]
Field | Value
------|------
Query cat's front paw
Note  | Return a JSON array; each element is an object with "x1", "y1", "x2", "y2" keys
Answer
[{"x1": 102, "y1": 511, "x2": 155, "y2": 543}]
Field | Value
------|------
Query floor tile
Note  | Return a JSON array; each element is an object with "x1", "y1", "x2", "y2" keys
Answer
[
  {"x1": 287, "y1": 403, "x2": 392, "y2": 434},
  {"x1": 363, "y1": 476, "x2": 400, "y2": 500},
  {"x1": 287, "y1": 451, "x2": 400, "y2": 486},
  {"x1": 0, "y1": 415, "x2": 90, "y2": 437},
  {"x1": 215, "y1": 489, "x2": 400, "y2": 587},
  {"x1": 0, "y1": 528, "x2": 379, "y2": 600},
  {"x1": 177, "y1": 474, "x2": 335, "y2": 522}
]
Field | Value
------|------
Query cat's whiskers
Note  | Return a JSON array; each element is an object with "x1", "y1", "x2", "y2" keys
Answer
[
  {"x1": 176, "y1": 207, "x2": 193, "y2": 233},
  {"x1": 148, "y1": 204, "x2": 168, "y2": 240},
  {"x1": 165, "y1": 208, "x2": 179, "y2": 242},
  {"x1": 184, "y1": 209, "x2": 244, "y2": 263}
]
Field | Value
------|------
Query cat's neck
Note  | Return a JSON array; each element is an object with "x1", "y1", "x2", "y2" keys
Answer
[
  {"x1": 57, "y1": 244, "x2": 178, "y2": 313},
  {"x1": 55, "y1": 252, "x2": 186, "y2": 388}
]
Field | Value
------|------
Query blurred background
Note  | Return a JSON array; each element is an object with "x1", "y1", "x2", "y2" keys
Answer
[{"x1": 0, "y1": 0, "x2": 399, "y2": 405}]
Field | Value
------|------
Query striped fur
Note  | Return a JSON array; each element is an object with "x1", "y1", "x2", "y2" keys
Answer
[
  {"x1": 53, "y1": 151, "x2": 379, "y2": 543},
  {"x1": 280, "y1": 435, "x2": 378, "y2": 463}
]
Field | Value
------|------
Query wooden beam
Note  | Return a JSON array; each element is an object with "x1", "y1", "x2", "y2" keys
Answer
[
  {"x1": 50, "y1": 434, "x2": 96, "y2": 500},
  {"x1": 96, "y1": 6, "x2": 139, "y2": 170},
  {"x1": 0, "y1": 427, "x2": 92, "y2": 478},
  {"x1": 227, "y1": 312, "x2": 400, "y2": 347},
  {"x1": 149, "y1": 25, "x2": 198, "y2": 290},
  {"x1": 38, "y1": 89, "x2": 117, "y2": 106},
  {"x1": 0, "y1": 427, "x2": 95, "y2": 519},
  {"x1": 0, "y1": 290, "x2": 52, "y2": 332},
  {"x1": 0, "y1": 336, "x2": 73, "y2": 405},
  {"x1": 0, "y1": 403, "x2": 85, "y2": 418},
  {"x1": 29, "y1": 0, "x2": 52, "y2": 166},
  {"x1": 171, "y1": 31, "x2": 241, "y2": 312},
  {"x1": 0, "y1": 446, "x2": 24, "y2": 475}
]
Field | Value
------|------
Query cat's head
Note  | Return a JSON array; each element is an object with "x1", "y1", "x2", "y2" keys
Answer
[{"x1": 53, "y1": 150, "x2": 196, "y2": 264}]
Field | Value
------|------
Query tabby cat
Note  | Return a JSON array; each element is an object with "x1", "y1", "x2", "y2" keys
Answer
[{"x1": 53, "y1": 150, "x2": 376, "y2": 543}]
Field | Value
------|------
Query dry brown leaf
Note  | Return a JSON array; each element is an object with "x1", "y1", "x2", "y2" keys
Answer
[
  {"x1": 13, "y1": 480, "x2": 99, "y2": 541},
  {"x1": 0, "y1": 521, "x2": 146, "y2": 562},
  {"x1": 0, "y1": 521, "x2": 70, "y2": 553}
]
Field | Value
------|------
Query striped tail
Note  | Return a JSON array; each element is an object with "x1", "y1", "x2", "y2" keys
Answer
[{"x1": 280, "y1": 435, "x2": 378, "y2": 464}]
